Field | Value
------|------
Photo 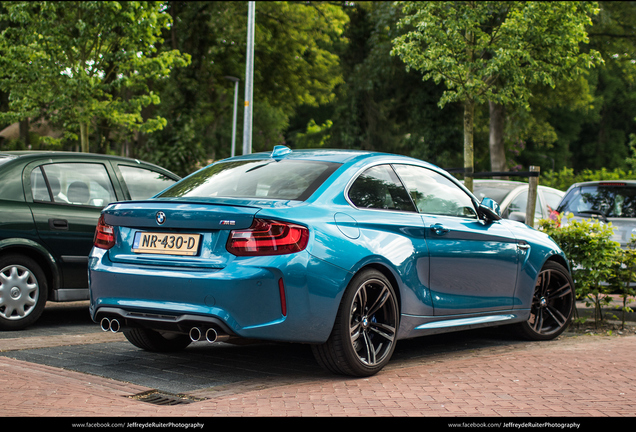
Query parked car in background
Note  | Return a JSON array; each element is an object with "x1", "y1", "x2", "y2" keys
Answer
[
  {"x1": 89, "y1": 146, "x2": 574, "y2": 377},
  {"x1": 0, "y1": 151, "x2": 180, "y2": 330},
  {"x1": 471, "y1": 180, "x2": 565, "y2": 225},
  {"x1": 557, "y1": 180, "x2": 636, "y2": 248}
]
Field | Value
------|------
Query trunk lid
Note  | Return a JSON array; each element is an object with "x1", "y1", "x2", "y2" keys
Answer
[{"x1": 102, "y1": 200, "x2": 262, "y2": 269}]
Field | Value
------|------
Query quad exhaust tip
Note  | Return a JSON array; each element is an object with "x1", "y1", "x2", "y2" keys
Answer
[{"x1": 101, "y1": 320, "x2": 228, "y2": 342}]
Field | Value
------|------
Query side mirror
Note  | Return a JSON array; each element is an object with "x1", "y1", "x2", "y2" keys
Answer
[{"x1": 479, "y1": 197, "x2": 502, "y2": 222}]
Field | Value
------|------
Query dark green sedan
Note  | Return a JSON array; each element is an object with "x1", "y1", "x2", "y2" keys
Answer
[{"x1": 0, "y1": 151, "x2": 180, "y2": 330}]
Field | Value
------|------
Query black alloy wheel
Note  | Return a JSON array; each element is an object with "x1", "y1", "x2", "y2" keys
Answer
[
  {"x1": 312, "y1": 269, "x2": 399, "y2": 377},
  {"x1": 516, "y1": 261, "x2": 574, "y2": 340}
]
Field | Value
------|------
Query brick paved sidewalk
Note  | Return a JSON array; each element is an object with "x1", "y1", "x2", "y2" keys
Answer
[{"x1": 1, "y1": 333, "x2": 635, "y2": 418}]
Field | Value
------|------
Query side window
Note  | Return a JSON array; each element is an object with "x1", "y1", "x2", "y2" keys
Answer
[
  {"x1": 508, "y1": 190, "x2": 541, "y2": 218},
  {"x1": 36, "y1": 163, "x2": 117, "y2": 207},
  {"x1": 542, "y1": 190, "x2": 563, "y2": 213},
  {"x1": 393, "y1": 164, "x2": 478, "y2": 218},
  {"x1": 118, "y1": 165, "x2": 177, "y2": 200},
  {"x1": 348, "y1": 165, "x2": 415, "y2": 212}
]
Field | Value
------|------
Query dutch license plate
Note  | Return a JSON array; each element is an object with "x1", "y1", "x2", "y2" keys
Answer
[{"x1": 132, "y1": 232, "x2": 201, "y2": 256}]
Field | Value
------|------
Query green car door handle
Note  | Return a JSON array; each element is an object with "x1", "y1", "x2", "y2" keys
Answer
[{"x1": 48, "y1": 218, "x2": 69, "y2": 231}]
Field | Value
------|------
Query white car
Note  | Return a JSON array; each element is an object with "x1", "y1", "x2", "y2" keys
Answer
[
  {"x1": 557, "y1": 180, "x2": 636, "y2": 248},
  {"x1": 472, "y1": 180, "x2": 565, "y2": 225}
]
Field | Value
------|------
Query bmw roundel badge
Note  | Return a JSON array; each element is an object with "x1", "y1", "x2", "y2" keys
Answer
[{"x1": 156, "y1": 211, "x2": 166, "y2": 225}]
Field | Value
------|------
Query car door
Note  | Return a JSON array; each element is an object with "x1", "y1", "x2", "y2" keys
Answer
[
  {"x1": 346, "y1": 164, "x2": 433, "y2": 317},
  {"x1": 27, "y1": 161, "x2": 120, "y2": 290},
  {"x1": 393, "y1": 164, "x2": 520, "y2": 315}
]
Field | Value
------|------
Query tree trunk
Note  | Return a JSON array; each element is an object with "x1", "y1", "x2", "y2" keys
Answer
[
  {"x1": 489, "y1": 101, "x2": 507, "y2": 179},
  {"x1": 19, "y1": 119, "x2": 30, "y2": 148},
  {"x1": 80, "y1": 121, "x2": 89, "y2": 153},
  {"x1": 464, "y1": 99, "x2": 475, "y2": 192}
]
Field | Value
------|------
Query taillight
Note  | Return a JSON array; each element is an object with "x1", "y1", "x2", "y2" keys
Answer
[
  {"x1": 226, "y1": 219, "x2": 309, "y2": 256},
  {"x1": 94, "y1": 214, "x2": 115, "y2": 250}
]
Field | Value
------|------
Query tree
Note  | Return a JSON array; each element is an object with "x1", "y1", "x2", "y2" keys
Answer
[
  {"x1": 391, "y1": 1, "x2": 601, "y2": 191},
  {"x1": 141, "y1": 1, "x2": 348, "y2": 175},
  {"x1": 287, "y1": 1, "x2": 465, "y2": 170},
  {"x1": 0, "y1": 1, "x2": 189, "y2": 152}
]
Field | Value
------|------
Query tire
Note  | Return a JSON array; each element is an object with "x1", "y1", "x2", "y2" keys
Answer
[
  {"x1": 124, "y1": 328, "x2": 192, "y2": 352},
  {"x1": 312, "y1": 269, "x2": 399, "y2": 377},
  {"x1": 0, "y1": 254, "x2": 48, "y2": 331},
  {"x1": 515, "y1": 261, "x2": 574, "y2": 341}
]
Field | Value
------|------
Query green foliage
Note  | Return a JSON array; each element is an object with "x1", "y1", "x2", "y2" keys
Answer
[
  {"x1": 607, "y1": 238, "x2": 636, "y2": 329},
  {"x1": 539, "y1": 214, "x2": 636, "y2": 327},
  {"x1": 392, "y1": 1, "x2": 601, "y2": 110},
  {"x1": 142, "y1": 1, "x2": 348, "y2": 174},
  {"x1": 391, "y1": 1, "x2": 602, "y2": 191},
  {"x1": 0, "y1": 1, "x2": 190, "y2": 152},
  {"x1": 292, "y1": 1, "x2": 465, "y2": 169}
]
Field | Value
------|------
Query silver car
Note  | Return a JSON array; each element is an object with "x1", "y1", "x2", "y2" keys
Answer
[
  {"x1": 557, "y1": 180, "x2": 636, "y2": 248},
  {"x1": 472, "y1": 180, "x2": 565, "y2": 225}
]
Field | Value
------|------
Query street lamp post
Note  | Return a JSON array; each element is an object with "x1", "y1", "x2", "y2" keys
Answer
[
  {"x1": 243, "y1": 1, "x2": 255, "y2": 155},
  {"x1": 224, "y1": 76, "x2": 240, "y2": 157}
]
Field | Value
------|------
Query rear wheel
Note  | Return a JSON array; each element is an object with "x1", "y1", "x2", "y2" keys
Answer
[
  {"x1": 312, "y1": 269, "x2": 399, "y2": 377},
  {"x1": 124, "y1": 328, "x2": 192, "y2": 352},
  {"x1": 515, "y1": 261, "x2": 574, "y2": 340},
  {"x1": 0, "y1": 254, "x2": 48, "y2": 331}
]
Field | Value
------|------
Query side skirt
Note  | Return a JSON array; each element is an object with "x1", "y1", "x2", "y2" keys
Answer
[{"x1": 397, "y1": 310, "x2": 530, "y2": 340}]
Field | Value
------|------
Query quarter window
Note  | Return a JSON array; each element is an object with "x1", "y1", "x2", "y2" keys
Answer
[
  {"x1": 393, "y1": 164, "x2": 477, "y2": 218},
  {"x1": 509, "y1": 190, "x2": 541, "y2": 219},
  {"x1": 348, "y1": 165, "x2": 415, "y2": 212}
]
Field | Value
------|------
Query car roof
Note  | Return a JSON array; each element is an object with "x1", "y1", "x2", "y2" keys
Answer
[
  {"x1": 472, "y1": 179, "x2": 564, "y2": 193},
  {"x1": 0, "y1": 150, "x2": 177, "y2": 175},
  {"x1": 220, "y1": 148, "x2": 380, "y2": 164},
  {"x1": 569, "y1": 180, "x2": 636, "y2": 187},
  {"x1": 215, "y1": 147, "x2": 445, "y2": 171}
]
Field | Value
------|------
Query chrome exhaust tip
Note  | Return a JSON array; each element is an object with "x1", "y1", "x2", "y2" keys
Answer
[
  {"x1": 110, "y1": 319, "x2": 120, "y2": 333},
  {"x1": 206, "y1": 328, "x2": 230, "y2": 343},
  {"x1": 189, "y1": 327, "x2": 202, "y2": 342},
  {"x1": 100, "y1": 317, "x2": 111, "y2": 332},
  {"x1": 205, "y1": 328, "x2": 218, "y2": 343}
]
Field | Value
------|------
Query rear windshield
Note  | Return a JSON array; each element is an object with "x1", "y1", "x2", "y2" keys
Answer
[
  {"x1": 159, "y1": 159, "x2": 340, "y2": 201},
  {"x1": 559, "y1": 184, "x2": 636, "y2": 218}
]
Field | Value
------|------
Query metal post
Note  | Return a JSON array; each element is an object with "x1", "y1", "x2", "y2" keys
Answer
[
  {"x1": 525, "y1": 166, "x2": 540, "y2": 227},
  {"x1": 224, "y1": 76, "x2": 239, "y2": 157},
  {"x1": 242, "y1": 1, "x2": 255, "y2": 155}
]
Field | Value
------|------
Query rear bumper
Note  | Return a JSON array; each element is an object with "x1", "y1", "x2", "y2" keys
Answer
[{"x1": 88, "y1": 248, "x2": 351, "y2": 343}]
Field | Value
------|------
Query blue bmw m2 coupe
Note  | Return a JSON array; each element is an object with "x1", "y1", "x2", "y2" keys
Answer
[{"x1": 89, "y1": 146, "x2": 574, "y2": 376}]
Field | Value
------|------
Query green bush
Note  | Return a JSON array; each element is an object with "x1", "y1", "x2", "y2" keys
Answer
[{"x1": 538, "y1": 214, "x2": 635, "y2": 328}]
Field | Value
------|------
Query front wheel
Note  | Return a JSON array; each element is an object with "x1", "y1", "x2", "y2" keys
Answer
[
  {"x1": 0, "y1": 254, "x2": 48, "y2": 331},
  {"x1": 312, "y1": 269, "x2": 399, "y2": 377},
  {"x1": 515, "y1": 261, "x2": 574, "y2": 340}
]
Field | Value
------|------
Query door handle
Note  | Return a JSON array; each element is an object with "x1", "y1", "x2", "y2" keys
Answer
[
  {"x1": 49, "y1": 218, "x2": 69, "y2": 230},
  {"x1": 517, "y1": 241, "x2": 530, "y2": 250},
  {"x1": 430, "y1": 223, "x2": 450, "y2": 235}
]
